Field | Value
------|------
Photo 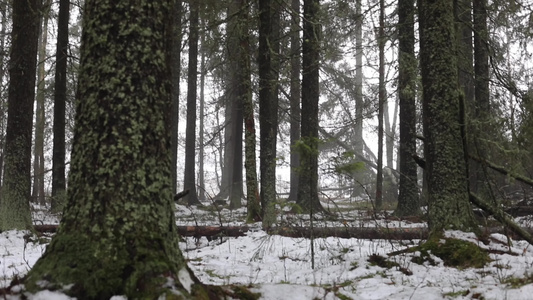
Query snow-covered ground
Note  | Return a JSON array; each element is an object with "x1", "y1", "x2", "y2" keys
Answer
[{"x1": 2, "y1": 201, "x2": 533, "y2": 299}]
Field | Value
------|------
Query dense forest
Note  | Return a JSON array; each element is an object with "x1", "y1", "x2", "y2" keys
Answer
[{"x1": 0, "y1": 0, "x2": 532, "y2": 298}]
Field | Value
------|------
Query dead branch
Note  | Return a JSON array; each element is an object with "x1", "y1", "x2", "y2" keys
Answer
[
  {"x1": 470, "y1": 193, "x2": 533, "y2": 245},
  {"x1": 469, "y1": 155, "x2": 533, "y2": 188}
]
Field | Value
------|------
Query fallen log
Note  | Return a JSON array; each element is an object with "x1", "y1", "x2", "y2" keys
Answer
[
  {"x1": 268, "y1": 226, "x2": 429, "y2": 240},
  {"x1": 32, "y1": 224, "x2": 533, "y2": 241},
  {"x1": 32, "y1": 224, "x2": 428, "y2": 240},
  {"x1": 33, "y1": 224, "x2": 250, "y2": 238}
]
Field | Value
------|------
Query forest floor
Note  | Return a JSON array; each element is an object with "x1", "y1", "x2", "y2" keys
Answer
[{"x1": 3, "y1": 198, "x2": 533, "y2": 299}]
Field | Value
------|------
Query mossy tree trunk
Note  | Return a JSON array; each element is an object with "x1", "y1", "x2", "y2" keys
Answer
[
  {"x1": 51, "y1": 0, "x2": 70, "y2": 212},
  {"x1": 297, "y1": 0, "x2": 324, "y2": 213},
  {"x1": 25, "y1": 1, "x2": 204, "y2": 298},
  {"x1": 0, "y1": 0, "x2": 40, "y2": 231},
  {"x1": 419, "y1": 0, "x2": 478, "y2": 235},
  {"x1": 258, "y1": 0, "x2": 280, "y2": 225},
  {"x1": 394, "y1": 0, "x2": 420, "y2": 217}
]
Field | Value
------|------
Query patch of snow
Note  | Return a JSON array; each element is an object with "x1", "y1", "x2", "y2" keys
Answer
[{"x1": 177, "y1": 267, "x2": 193, "y2": 293}]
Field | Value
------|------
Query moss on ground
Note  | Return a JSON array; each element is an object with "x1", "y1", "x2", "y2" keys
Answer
[{"x1": 409, "y1": 237, "x2": 491, "y2": 269}]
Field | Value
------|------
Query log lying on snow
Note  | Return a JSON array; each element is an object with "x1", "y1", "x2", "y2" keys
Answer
[
  {"x1": 268, "y1": 226, "x2": 429, "y2": 240},
  {"x1": 33, "y1": 224, "x2": 533, "y2": 241},
  {"x1": 33, "y1": 224, "x2": 250, "y2": 238},
  {"x1": 33, "y1": 224, "x2": 426, "y2": 240}
]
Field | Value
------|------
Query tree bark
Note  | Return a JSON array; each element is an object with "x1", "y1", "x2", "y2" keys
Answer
[
  {"x1": 0, "y1": 1, "x2": 9, "y2": 190},
  {"x1": 471, "y1": 0, "x2": 490, "y2": 192},
  {"x1": 171, "y1": 0, "x2": 182, "y2": 195},
  {"x1": 183, "y1": 0, "x2": 201, "y2": 206},
  {"x1": 353, "y1": 0, "x2": 365, "y2": 197},
  {"x1": 0, "y1": 0, "x2": 40, "y2": 231},
  {"x1": 241, "y1": 1, "x2": 261, "y2": 222},
  {"x1": 226, "y1": 0, "x2": 245, "y2": 209},
  {"x1": 394, "y1": 0, "x2": 420, "y2": 217},
  {"x1": 419, "y1": 0, "x2": 478, "y2": 235},
  {"x1": 24, "y1": 1, "x2": 206, "y2": 298},
  {"x1": 259, "y1": 0, "x2": 280, "y2": 225},
  {"x1": 51, "y1": 0, "x2": 70, "y2": 212},
  {"x1": 198, "y1": 20, "x2": 206, "y2": 201},
  {"x1": 288, "y1": 0, "x2": 301, "y2": 202},
  {"x1": 33, "y1": 0, "x2": 51, "y2": 206},
  {"x1": 375, "y1": 0, "x2": 385, "y2": 209},
  {"x1": 297, "y1": 0, "x2": 324, "y2": 213}
]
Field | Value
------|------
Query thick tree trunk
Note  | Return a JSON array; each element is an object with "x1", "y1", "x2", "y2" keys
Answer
[
  {"x1": 0, "y1": 0, "x2": 40, "y2": 231},
  {"x1": 288, "y1": 0, "x2": 301, "y2": 202},
  {"x1": 24, "y1": 1, "x2": 204, "y2": 298},
  {"x1": 419, "y1": 0, "x2": 478, "y2": 235},
  {"x1": 51, "y1": 0, "x2": 70, "y2": 212},
  {"x1": 394, "y1": 0, "x2": 420, "y2": 217},
  {"x1": 184, "y1": 1, "x2": 201, "y2": 206},
  {"x1": 297, "y1": 0, "x2": 324, "y2": 213},
  {"x1": 258, "y1": 0, "x2": 280, "y2": 225}
]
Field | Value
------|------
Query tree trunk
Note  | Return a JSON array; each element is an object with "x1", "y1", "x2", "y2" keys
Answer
[
  {"x1": 237, "y1": 1, "x2": 260, "y2": 222},
  {"x1": 297, "y1": 0, "x2": 324, "y2": 213},
  {"x1": 353, "y1": 0, "x2": 365, "y2": 197},
  {"x1": 375, "y1": 0, "x2": 385, "y2": 210},
  {"x1": 184, "y1": 0, "x2": 201, "y2": 206},
  {"x1": 472, "y1": 0, "x2": 490, "y2": 192},
  {"x1": 51, "y1": 0, "x2": 70, "y2": 212},
  {"x1": 473, "y1": 0, "x2": 489, "y2": 116},
  {"x1": 419, "y1": 0, "x2": 477, "y2": 235},
  {"x1": 288, "y1": 0, "x2": 301, "y2": 202},
  {"x1": 0, "y1": 2, "x2": 8, "y2": 190},
  {"x1": 198, "y1": 28, "x2": 206, "y2": 201},
  {"x1": 33, "y1": 0, "x2": 51, "y2": 206},
  {"x1": 24, "y1": 1, "x2": 206, "y2": 298},
  {"x1": 226, "y1": 0, "x2": 246, "y2": 209},
  {"x1": 455, "y1": 0, "x2": 474, "y2": 107},
  {"x1": 394, "y1": 0, "x2": 420, "y2": 217},
  {"x1": 171, "y1": 0, "x2": 182, "y2": 195},
  {"x1": 259, "y1": 0, "x2": 280, "y2": 225},
  {"x1": 0, "y1": 0, "x2": 40, "y2": 231},
  {"x1": 216, "y1": 100, "x2": 233, "y2": 200}
]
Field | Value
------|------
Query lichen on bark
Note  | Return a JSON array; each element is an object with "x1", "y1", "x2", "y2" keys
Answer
[
  {"x1": 419, "y1": 0, "x2": 478, "y2": 235},
  {"x1": 23, "y1": 0, "x2": 202, "y2": 298}
]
